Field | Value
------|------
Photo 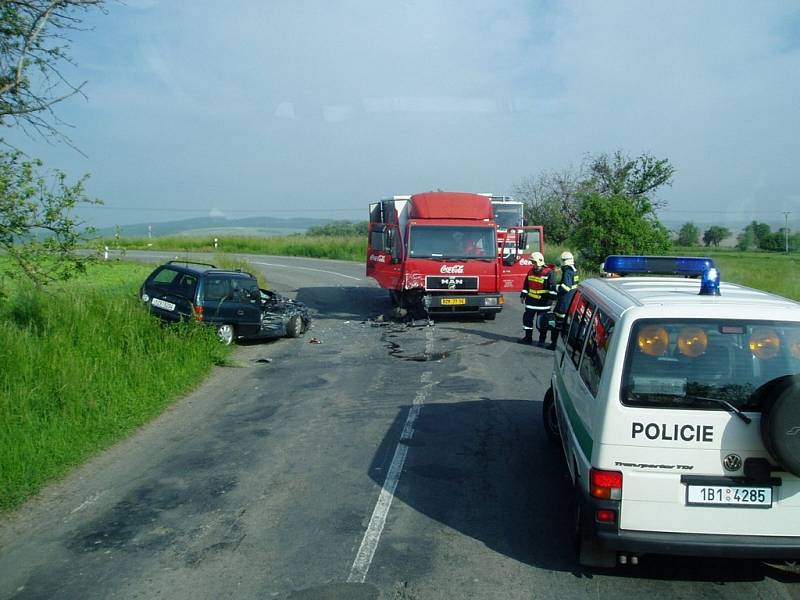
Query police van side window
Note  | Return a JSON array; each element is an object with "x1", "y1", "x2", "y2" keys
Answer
[
  {"x1": 566, "y1": 295, "x2": 593, "y2": 367},
  {"x1": 579, "y1": 310, "x2": 615, "y2": 396}
]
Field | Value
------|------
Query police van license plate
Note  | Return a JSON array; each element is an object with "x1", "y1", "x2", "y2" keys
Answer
[
  {"x1": 151, "y1": 298, "x2": 176, "y2": 311},
  {"x1": 686, "y1": 485, "x2": 772, "y2": 508},
  {"x1": 441, "y1": 298, "x2": 466, "y2": 305}
]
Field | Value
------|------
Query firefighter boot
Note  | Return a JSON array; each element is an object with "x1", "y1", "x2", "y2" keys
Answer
[
  {"x1": 547, "y1": 328, "x2": 557, "y2": 350},
  {"x1": 518, "y1": 330, "x2": 533, "y2": 345}
]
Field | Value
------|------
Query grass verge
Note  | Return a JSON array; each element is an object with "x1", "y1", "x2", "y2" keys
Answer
[
  {"x1": 0, "y1": 260, "x2": 230, "y2": 511},
  {"x1": 94, "y1": 234, "x2": 366, "y2": 262}
]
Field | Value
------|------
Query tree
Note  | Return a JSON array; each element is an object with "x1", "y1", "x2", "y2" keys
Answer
[
  {"x1": 677, "y1": 222, "x2": 700, "y2": 246},
  {"x1": 571, "y1": 193, "x2": 671, "y2": 268},
  {"x1": 512, "y1": 169, "x2": 587, "y2": 245},
  {"x1": 736, "y1": 227, "x2": 756, "y2": 251},
  {"x1": 702, "y1": 226, "x2": 730, "y2": 247},
  {"x1": 0, "y1": 1, "x2": 104, "y2": 289},
  {"x1": 1, "y1": 1, "x2": 104, "y2": 139},
  {"x1": 736, "y1": 221, "x2": 772, "y2": 250},
  {"x1": 585, "y1": 151, "x2": 675, "y2": 211},
  {"x1": 0, "y1": 151, "x2": 98, "y2": 285}
]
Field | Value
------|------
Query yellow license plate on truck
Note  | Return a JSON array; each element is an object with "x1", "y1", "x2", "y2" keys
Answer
[{"x1": 441, "y1": 298, "x2": 467, "y2": 305}]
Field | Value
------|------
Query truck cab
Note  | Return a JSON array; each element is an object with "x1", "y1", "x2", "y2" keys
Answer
[{"x1": 367, "y1": 192, "x2": 504, "y2": 318}]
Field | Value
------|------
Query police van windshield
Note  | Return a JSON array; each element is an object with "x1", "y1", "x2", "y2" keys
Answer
[
  {"x1": 621, "y1": 319, "x2": 800, "y2": 411},
  {"x1": 408, "y1": 225, "x2": 496, "y2": 260}
]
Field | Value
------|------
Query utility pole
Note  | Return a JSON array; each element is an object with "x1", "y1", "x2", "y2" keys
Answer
[{"x1": 783, "y1": 212, "x2": 791, "y2": 254}]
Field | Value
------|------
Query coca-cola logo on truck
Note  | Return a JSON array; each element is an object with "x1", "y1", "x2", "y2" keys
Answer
[
  {"x1": 369, "y1": 254, "x2": 387, "y2": 263},
  {"x1": 440, "y1": 264, "x2": 465, "y2": 274}
]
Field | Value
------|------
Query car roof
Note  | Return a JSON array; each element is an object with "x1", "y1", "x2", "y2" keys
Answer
[
  {"x1": 580, "y1": 276, "x2": 800, "y2": 319},
  {"x1": 159, "y1": 262, "x2": 255, "y2": 279}
]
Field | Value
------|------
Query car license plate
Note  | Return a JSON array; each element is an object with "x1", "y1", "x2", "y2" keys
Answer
[
  {"x1": 441, "y1": 298, "x2": 466, "y2": 305},
  {"x1": 686, "y1": 485, "x2": 772, "y2": 507},
  {"x1": 151, "y1": 298, "x2": 176, "y2": 311}
]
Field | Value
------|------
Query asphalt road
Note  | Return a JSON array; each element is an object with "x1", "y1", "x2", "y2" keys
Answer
[{"x1": 1, "y1": 253, "x2": 798, "y2": 600}]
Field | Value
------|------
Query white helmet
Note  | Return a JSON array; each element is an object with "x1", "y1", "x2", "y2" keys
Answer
[
  {"x1": 560, "y1": 251, "x2": 575, "y2": 266},
  {"x1": 531, "y1": 252, "x2": 545, "y2": 267}
]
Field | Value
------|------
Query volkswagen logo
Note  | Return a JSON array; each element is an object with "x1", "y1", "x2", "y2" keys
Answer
[{"x1": 723, "y1": 453, "x2": 742, "y2": 472}]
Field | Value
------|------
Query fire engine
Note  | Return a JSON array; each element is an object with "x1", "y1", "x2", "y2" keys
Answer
[
  {"x1": 366, "y1": 191, "x2": 543, "y2": 318},
  {"x1": 486, "y1": 195, "x2": 545, "y2": 291}
]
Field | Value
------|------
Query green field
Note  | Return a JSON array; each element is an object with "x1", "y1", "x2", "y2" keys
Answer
[
  {"x1": 0, "y1": 260, "x2": 231, "y2": 511},
  {"x1": 96, "y1": 234, "x2": 366, "y2": 262},
  {"x1": 669, "y1": 247, "x2": 799, "y2": 301}
]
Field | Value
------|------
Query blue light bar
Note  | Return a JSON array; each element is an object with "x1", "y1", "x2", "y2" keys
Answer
[{"x1": 603, "y1": 255, "x2": 716, "y2": 277}]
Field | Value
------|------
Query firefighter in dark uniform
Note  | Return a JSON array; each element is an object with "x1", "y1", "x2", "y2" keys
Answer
[
  {"x1": 518, "y1": 252, "x2": 556, "y2": 345},
  {"x1": 549, "y1": 251, "x2": 579, "y2": 349}
]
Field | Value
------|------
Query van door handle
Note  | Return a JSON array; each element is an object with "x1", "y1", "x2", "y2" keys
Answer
[{"x1": 236, "y1": 309, "x2": 244, "y2": 316}]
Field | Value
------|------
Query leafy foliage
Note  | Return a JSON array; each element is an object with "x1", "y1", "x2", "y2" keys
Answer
[
  {"x1": 0, "y1": 150, "x2": 98, "y2": 286},
  {"x1": 513, "y1": 169, "x2": 587, "y2": 244},
  {"x1": 1, "y1": 0, "x2": 104, "y2": 139},
  {"x1": 571, "y1": 192, "x2": 670, "y2": 267},
  {"x1": 677, "y1": 222, "x2": 700, "y2": 246},
  {"x1": 586, "y1": 151, "x2": 674, "y2": 211},
  {"x1": 306, "y1": 220, "x2": 368, "y2": 237},
  {"x1": 702, "y1": 226, "x2": 731, "y2": 247},
  {"x1": 516, "y1": 151, "x2": 674, "y2": 252},
  {"x1": 0, "y1": 2, "x2": 104, "y2": 291}
]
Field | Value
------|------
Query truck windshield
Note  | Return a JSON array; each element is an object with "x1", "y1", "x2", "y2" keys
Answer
[
  {"x1": 621, "y1": 319, "x2": 800, "y2": 412},
  {"x1": 492, "y1": 205, "x2": 523, "y2": 229},
  {"x1": 408, "y1": 225, "x2": 496, "y2": 260}
]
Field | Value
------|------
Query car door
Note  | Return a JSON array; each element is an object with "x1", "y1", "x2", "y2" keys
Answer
[{"x1": 200, "y1": 275, "x2": 261, "y2": 336}]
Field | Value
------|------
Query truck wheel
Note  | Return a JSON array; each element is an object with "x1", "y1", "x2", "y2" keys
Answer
[
  {"x1": 760, "y1": 378, "x2": 800, "y2": 476},
  {"x1": 542, "y1": 387, "x2": 560, "y2": 443},
  {"x1": 572, "y1": 486, "x2": 617, "y2": 569},
  {"x1": 286, "y1": 315, "x2": 302, "y2": 338},
  {"x1": 216, "y1": 323, "x2": 235, "y2": 345}
]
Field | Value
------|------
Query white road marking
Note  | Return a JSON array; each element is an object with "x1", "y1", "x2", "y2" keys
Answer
[
  {"x1": 251, "y1": 261, "x2": 361, "y2": 281},
  {"x1": 347, "y1": 371, "x2": 435, "y2": 584}
]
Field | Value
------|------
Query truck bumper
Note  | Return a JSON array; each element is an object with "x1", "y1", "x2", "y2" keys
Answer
[{"x1": 423, "y1": 293, "x2": 503, "y2": 315}]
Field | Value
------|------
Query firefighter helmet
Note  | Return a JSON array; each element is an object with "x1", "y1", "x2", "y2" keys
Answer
[
  {"x1": 560, "y1": 251, "x2": 575, "y2": 266},
  {"x1": 531, "y1": 252, "x2": 545, "y2": 267}
]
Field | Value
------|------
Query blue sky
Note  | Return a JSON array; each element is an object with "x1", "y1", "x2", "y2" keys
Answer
[{"x1": 5, "y1": 0, "x2": 800, "y2": 229}]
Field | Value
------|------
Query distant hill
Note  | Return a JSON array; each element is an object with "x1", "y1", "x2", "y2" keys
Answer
[{"x1": 91, "y1": 216, "x2": 334, "y2": 238}]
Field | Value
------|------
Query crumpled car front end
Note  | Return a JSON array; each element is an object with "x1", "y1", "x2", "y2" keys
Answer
[{"x1": 258, "y1": 289, "x2": 311, "y2": 338}]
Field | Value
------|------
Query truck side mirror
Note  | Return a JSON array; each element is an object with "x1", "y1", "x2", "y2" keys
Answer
[{"x1": 503, "y1": 253, "x2": 516, "y2": 266}]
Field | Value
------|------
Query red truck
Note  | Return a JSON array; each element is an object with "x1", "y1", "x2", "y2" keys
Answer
[
  {"x1": 487, "y1": 195, "x2": 545, "y2": 292},
  {"x1": 366, "y1": 191, "x2": 543, "y2": 318}
]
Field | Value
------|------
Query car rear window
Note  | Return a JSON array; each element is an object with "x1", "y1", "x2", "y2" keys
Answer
[
  {"x1": 621, "y1": 319, "x2": 800, "y2": 412},
  {"x1": 151, "y1": 267, "x2": 180, "y2": 286}
]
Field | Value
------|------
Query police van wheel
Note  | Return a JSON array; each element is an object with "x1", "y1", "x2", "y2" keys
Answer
[
  {"x1": 542, "y1": 387, "x2": 560, "y2": 443},
  {"x1": 572, "y1": 487, "x2": 617, "y2": 569}
]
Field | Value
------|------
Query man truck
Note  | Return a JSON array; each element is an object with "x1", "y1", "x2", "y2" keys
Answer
[{"x1": 366, "y1": 191, "x2": 543, "y2": 318}]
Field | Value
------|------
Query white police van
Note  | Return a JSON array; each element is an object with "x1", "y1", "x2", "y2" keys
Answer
[{"x1": 542, "y1": 255, "x2": 800, "y2": 568}]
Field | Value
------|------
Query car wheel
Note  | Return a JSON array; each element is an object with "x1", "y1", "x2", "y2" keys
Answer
[
  {"x1": 286, "y1": 315, "x2": 302, "y2": 338},
  {"x1": 542, "y1": 387, "x2": 560, "y2": 443},
  {"x1": 216, "y1": 323, "x2": 235, "y2": 345},
  {"x1": 484, "y1": 312, "x2": 496, "y2": 321}
]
